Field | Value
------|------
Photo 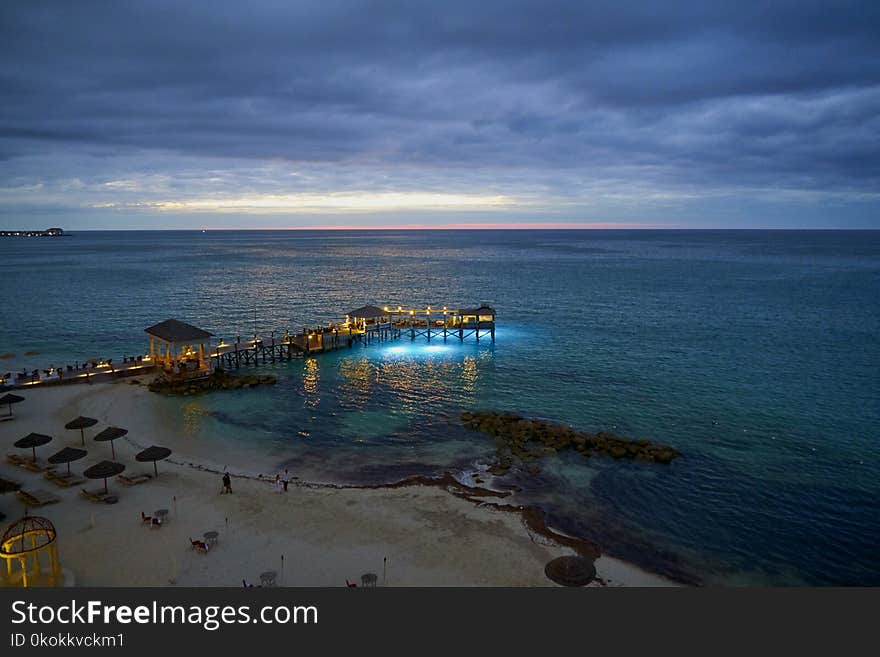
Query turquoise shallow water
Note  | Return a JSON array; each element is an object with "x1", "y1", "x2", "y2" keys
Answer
[{"x1": 1, "y1": 229, "x2": 878, "y2": 584}]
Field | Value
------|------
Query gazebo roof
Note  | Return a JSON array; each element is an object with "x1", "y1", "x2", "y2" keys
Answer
[
  {"x1": 347, "y1": 305, "x2": 387, "y2": 319},
  {"x1": 145, "y1": 319, "x2": 213, "y2": 343},
  {"x1": 458, "y1": 305, "x2": 496, "y2": 316},
  {"x1": 1, "y1": 515, "x2": 56, "y2": 555}
]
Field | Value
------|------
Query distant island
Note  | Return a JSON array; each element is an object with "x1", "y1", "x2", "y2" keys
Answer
[{"x1": 0, "y1": 227, "x2": 63, "y2": 237}]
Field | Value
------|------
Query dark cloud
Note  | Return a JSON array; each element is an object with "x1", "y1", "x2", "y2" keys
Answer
[{"x1": 0, "y1": 0, "x2": 878, "y2": 226}]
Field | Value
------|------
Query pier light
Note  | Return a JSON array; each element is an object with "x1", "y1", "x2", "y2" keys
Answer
[
  {"x1": 397, "y1": 306, "x2": 402, "y2": 312},
  {"x1": 383, "y1": 306, "x2": 389, "y2": 312},
  {"x1": 410, "y1": 310, "x2": 414, "y2": 316}
]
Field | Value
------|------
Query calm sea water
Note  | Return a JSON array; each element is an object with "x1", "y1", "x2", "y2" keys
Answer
[{"x1": 1, "y1": 229, "x2": 878, "y2": 585}]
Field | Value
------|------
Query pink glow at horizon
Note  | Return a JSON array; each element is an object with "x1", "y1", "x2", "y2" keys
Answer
[{"x1": 234, "y1": 221, "x2": 664, "y2": 231}]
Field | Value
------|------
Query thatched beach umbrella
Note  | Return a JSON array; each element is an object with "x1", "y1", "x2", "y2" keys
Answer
[
  {"x1": 0, "y1": 393, "x2": 24, "y2": 417},
  {"x1": 544, "y1": 556, "x2": 597, "y2": 587},
  {"x1": 135, "y1": 445, "x2": 172, "y2": 477},
  {"x1": 94, "y1": 426, "x2": 127, "y2": 459},
  {"x1": 48, "y1": 446, "x2": 87, "y2": 476},
  {"x1": 14, "y1": 432, "x2": 53, "y2": 462},
  {"x1": 65, "y1": 416, "x2": 98, "y2": 446},
  {"x1": 83, "y1": 460, "x2": 125, "y2": 495}
]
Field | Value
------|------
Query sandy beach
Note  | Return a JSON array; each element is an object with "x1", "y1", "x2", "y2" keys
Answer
[{"x1": 0, "y1": 380, "x2": 675, "y2": 587}]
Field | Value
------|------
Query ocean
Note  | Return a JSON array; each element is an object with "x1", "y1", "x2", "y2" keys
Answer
[{"x1": 1, "y1": 229, "x2": 878, "y2": 585}]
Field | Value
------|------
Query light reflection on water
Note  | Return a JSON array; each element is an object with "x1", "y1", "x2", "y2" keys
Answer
[
  {"x1": 181, "y1": 401, "x2": 212, "y2": 436},
  {"x1": 3, "y1": 230, "x2": 878, "y2": 585},
  {"x1": 302, "y1": 357, "x2": 320, "y2": 412}
]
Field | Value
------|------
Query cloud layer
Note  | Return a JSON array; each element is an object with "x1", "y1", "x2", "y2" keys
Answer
[{"x1": 1, "y1": 1, "x2": 878, "y2": 228}]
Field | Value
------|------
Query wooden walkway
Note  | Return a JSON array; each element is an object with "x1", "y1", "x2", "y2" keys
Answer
[
  {"x1": 209, "y1": 324, "x2": 404, "y2": 369},
  {"x1": 2, "y1": 304, "x2": 496, "y2": 386}
]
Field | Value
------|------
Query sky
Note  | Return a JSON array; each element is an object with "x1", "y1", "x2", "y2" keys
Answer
[{"x1": 1, "y1": 0, "x2": 879, "y2": 230}]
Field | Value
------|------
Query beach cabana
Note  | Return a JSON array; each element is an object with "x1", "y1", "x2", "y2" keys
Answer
[
  {"x1": 47, "y1": 447, "x2": 87, "y2": 477},
  {"x1": 345, "y1": 305, "x2": 389, "y2": 330},
  {"x1": 0, "y1": 393, "x2": 24, "y2": 418},
  {"x1": 0, "y1": 515, "x2": 63, "y2": 587},
  {"x1": 94, "y1": 426, "x2": 127, "y2": 459},
  {"x1": 144, "y1": 319, "x2": 214, "y2": 377},
  {"x1": 64, "y1": 416, "x2": 97, "y2": 446},
  {"x1": 83, "y1": 460, "x2": 125, "y2": 495},
  {"x1": 14, "y1": 433, "x2": 52, "y2": 462},
  {"x1": 135, "y1": 445, "x2": 172, "y2": 477},
  {"x1": 456, "y1": 304, "x2": 496, "y2": 327}
]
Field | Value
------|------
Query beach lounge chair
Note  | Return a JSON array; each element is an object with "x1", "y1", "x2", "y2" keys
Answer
[
  {"x1": 118, "y1": 473, "x2": 152, "y2": 486},
  {"x1": 6, "y1": 454, "x2": 48, "y2": 473},
  {"x1": 189, "y1": 538, "x2": 209, "y2": 553},
  {"x1": 17, "y1": 488, "x2": 60, "y2": 507},
  {"x1": 80, "y1": 488, "x2": 110, "y2": 503},
  {"x1": 0, "y1": 476, "x2": 22, "y2": 493},
  {"x1": 44, "y1": 470, "x2": 85, "y2": 488}
]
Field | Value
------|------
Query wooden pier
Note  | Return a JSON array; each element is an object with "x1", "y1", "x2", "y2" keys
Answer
[
  {"x1": 1, "y1": 303, "x2": 496, "y2": 389},
  {"x1": 208, "y1": 303, "x2": 495, "y2": 370}
]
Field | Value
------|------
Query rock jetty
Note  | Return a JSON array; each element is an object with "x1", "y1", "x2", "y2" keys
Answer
[
  {"x1": 148, "y1": 369, "x2": 277, "y2": 396},
  {"x1": 461, "y1": 410, "x2": 681, "y2": 475}
]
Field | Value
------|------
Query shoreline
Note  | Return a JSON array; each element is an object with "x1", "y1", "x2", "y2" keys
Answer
[{"x1": 0, "y1": 380, "x2": 679, "y2": 587}]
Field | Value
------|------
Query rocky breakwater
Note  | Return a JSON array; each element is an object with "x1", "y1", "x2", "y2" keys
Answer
[
  {"x1": 461, "y1": 410, "x2": 681, "y2": 475},
  {"x1": 148, "y1": 369, "x2": 277, "y2": 396}
]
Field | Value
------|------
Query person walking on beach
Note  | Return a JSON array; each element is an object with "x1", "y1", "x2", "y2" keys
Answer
[
  {"x1": 274, "y1": 474, "x2": 283, "y2": 494},
  {"x1": 282, "y1": 468, "x2": 290, "y2": 492},
  {"x1": 222, "y1": 472, "x2": 232, "y2": 494}
]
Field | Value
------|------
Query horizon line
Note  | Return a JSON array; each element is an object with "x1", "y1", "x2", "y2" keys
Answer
[{"x1": 14, "y1": 223, "x2": 879, "y2": 232}]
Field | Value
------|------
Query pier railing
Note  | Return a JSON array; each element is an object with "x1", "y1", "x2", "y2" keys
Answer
[{"x1": 2, "y1": 306, "x2": 495, "y2": 388}]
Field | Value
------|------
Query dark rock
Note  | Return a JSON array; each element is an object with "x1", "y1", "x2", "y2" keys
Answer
[
  {"x1": 460, "y1": 410, "x2": 681, "y2": 473},
  {"x1": 148, "y1": 370, "x2": 278, "y2": 396}
]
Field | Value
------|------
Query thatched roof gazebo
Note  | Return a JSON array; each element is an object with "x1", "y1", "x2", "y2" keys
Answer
[
  {"x1": 145, "y1": 318, "x2": 214, "y2": 375},
  {"x1": 65, "y1": 416, "x2": 98, "y2": 446},
  {"x1": 83, "y1": 460, "x2": 125, "y2": 495},
  {"x1": 14, "y1": 433, "x2": 52, "y2": 462},
  {"x1": 457, "y1": 304, "x2": 496, "y2": 326},
  {"x1": 346, "y1": 305, "x2": 389, "y2": 329},
  {"x1": 135, "y1": 446, "x2": 172, "y2": 477},
  {"x1": 0, "y1": 393, "x2": 24, "y2": 418},
  {"x1": 1, "y1": 515, "x2": 62, "y2": 587},
  {"x1": 347, "y1": 305, "x2": 386, "y2": 320},
  {"x1": 94, "y1": 426, "x2": 127, "y2": 459}
]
